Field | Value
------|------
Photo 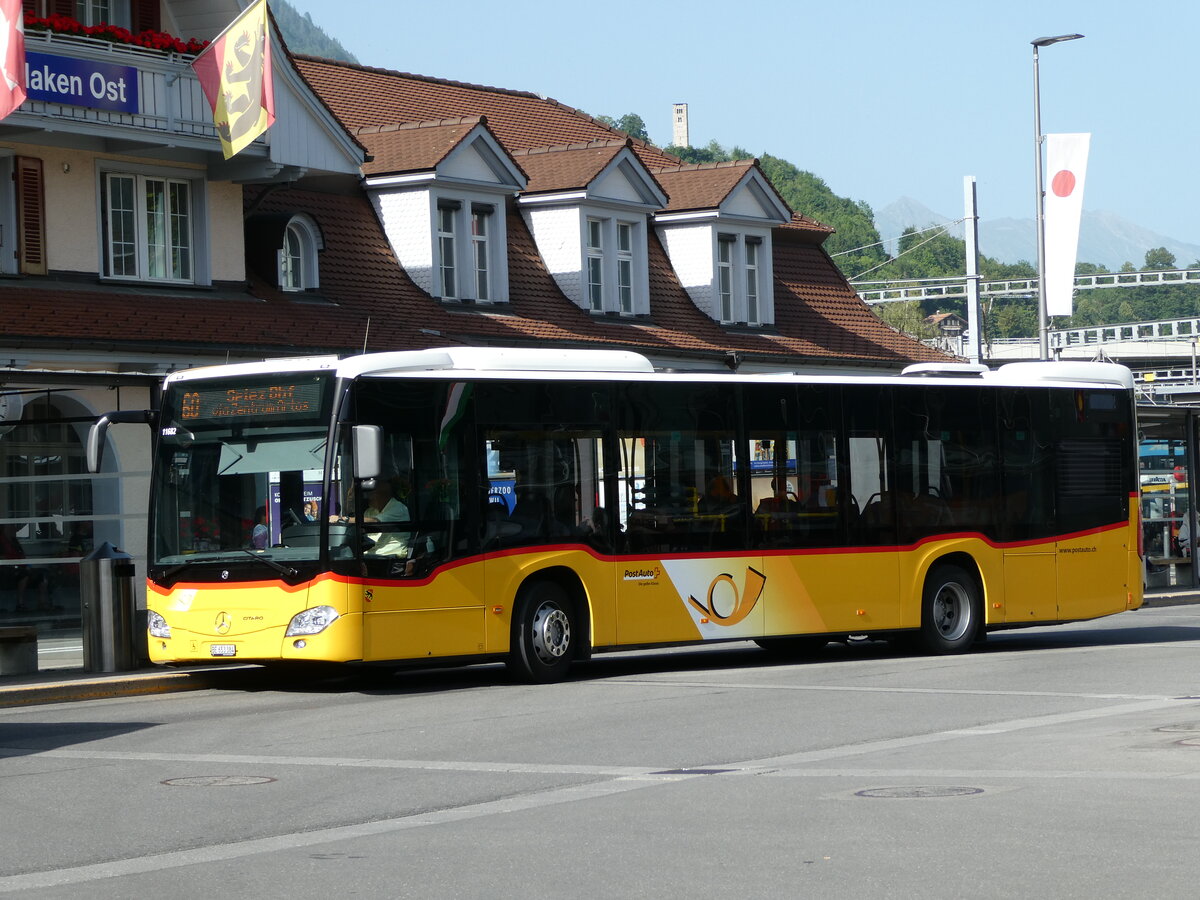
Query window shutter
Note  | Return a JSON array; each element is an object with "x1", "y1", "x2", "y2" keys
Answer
[
  {"x1": 130, "y1": 0, "x2": 160, "y2": 32},
  {"x1": 50, "y1": 0, "x2": 73, "y2": 17},
  {"x1": 15, "y1": 157, "x2": 47, "y2": 276}
]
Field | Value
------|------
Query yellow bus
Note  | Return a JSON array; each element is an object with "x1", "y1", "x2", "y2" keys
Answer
[{"x1": 89, "y1": 347, "x2": 1142, "y2": 682}]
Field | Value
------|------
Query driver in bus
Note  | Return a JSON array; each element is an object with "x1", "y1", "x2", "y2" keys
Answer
[{"x1": 332, "y1": 478, "x2": 413, "y2": 557}]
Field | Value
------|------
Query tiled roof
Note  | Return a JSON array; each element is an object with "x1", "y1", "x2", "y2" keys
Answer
[
  {"x1": 653, "y1": 160, "x2": 756, "y2": 212},
  {"x1": 356, "y1": 116, "x2": 487, "y2": 176},
  {"x1": 0, "y1": 57, "x2": 945, "y2": 369},
  {"x1": 511, "y1": 140, "x2": 630, "y2": 194},
  {"x1": 293, "y1": 56, "x2": 677, "y2": 163},
  {"x1": 284, "y1": 57, "x2": 943, "y2": 367},
  {"x1": 0, "y1": 182, "x2": 943, "y2": 367}
]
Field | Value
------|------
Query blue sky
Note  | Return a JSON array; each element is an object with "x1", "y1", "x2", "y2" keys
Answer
[{"x1": 286, "y1": 0, "x2": 1199, "y2": 248}]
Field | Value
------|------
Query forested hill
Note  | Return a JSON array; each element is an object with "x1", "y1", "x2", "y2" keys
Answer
[{"x1": 273, "y1": 1, "x2": 358, "y2": 63}]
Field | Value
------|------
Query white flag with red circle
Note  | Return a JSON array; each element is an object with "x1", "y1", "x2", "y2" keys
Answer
[
  {"x1": 0, "y1": 0, "x2": 25, "y2": 121},
  {"x1": 1043, "y1": 132, "x2": 1090, "y2": 317}
]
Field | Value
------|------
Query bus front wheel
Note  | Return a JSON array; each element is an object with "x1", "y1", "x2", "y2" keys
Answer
[
  {"x1": 919, "y1": 564, "x2": 980, "y2": 654},
  {"x1": 509, "y1": 581, "x2": 575, "y2": 683}
]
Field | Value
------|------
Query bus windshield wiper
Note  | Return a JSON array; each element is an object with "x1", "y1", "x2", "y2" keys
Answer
[
  {"x1": 159, "y1": 558, "x2": 197, "y2": 581},
  {"x1": 241, "y1": 550, "x2": 299, "y2": 578}
]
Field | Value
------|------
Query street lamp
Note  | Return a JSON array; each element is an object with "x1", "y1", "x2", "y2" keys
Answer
[{"x1": 1033, "y1": 32, "x2": 1083, "y2": 360}]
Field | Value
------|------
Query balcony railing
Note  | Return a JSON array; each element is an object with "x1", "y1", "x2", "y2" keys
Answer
[{"x1": 16, "y1": 28, "x2": 223, "y2": 148}]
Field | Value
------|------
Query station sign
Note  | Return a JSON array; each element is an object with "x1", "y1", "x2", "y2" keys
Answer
[{"x1": 24, "y1": 51, "x2": 140, "y2": 114}]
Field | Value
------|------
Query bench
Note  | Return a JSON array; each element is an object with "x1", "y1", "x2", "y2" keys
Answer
[{"x1": 0, "y1": 626, "x2": 37, "y2": 676}]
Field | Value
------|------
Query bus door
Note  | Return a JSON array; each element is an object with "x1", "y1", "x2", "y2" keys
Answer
[
  {"x1": 838, "y1": 386, "x2": 901, "y2": 631},
  {"x1": 476, "y1": 381, "x2": 617, "y2": 649},
  {"x1": 611, "y1": 382, "x2": 759, "y2": 645},
  {"x1": 747, "y1": 384, "x2": 849, "y2": 636},
  {"x1": 345, "y1": 379, "x2": 486, "y2": 662},
  {"x1": 999, "y1": 388, "x2": 1058, "y2": 622}
]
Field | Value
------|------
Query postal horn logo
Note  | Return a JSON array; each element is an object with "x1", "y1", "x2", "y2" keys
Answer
[{"x1": 687, "y1": 567, "x2": 765, "y2": 627}]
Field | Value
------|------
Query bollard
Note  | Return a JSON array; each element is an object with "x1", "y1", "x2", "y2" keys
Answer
[{"x1": 80, "y1": 542, "x2": 136, "y2": 673}]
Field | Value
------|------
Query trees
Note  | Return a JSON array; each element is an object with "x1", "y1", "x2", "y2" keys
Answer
[{"x1": 594, "y1": 112, "x2": 651, "y2": 143}]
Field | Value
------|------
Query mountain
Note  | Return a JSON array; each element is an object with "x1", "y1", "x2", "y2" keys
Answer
[
  {"x1": 875, "y1": 197, "x2": 1200, "y2": 271},
  {"x1": 272, "y1": 0, "x2": 358, "y2": 63}
]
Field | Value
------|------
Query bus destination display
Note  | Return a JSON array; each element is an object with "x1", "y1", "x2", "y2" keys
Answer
[{"x1": 179, "y1": 381, "x2": 323, "y2": 420}]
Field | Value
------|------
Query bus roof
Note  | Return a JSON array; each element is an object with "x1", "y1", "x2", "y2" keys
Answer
[{"x1": 162, "y1": 348, "x2": 1134, "y2": 391}]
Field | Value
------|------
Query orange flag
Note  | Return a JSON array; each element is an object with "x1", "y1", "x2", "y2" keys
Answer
[{"x1": 191, "y1": 0, "x2": 275, "y2": 159}]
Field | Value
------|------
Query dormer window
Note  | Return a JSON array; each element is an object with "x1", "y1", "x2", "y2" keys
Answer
[
  {"x1": 359, "y1": 117, "x2": 526, "y2": 306},
  {"x1": 714, "y1": 231, "x2": 765, "y2": 325},
  {"x1": 573, "y1": 212, "x2": 645, "y2": 315},
  {"x1": 516, "y1": 140, "x2": 666, "y2": 318},
  {"x1": 433, "y1": 198, "x2": 501, "y2": 302},
  {"x1": 653, "y1": 161, "x2": 792, "y2": 328}
]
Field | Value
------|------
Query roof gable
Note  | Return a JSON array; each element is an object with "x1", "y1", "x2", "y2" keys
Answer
[
  {"x1": 359, "y1": 117, "x2": 526, "y2": 189},
  {"x1": 514, "y1": 141, "x2": 666, "y2": 208},
  {"x1": 653, "y1": 161, "x2": 790, "y2": 224}
]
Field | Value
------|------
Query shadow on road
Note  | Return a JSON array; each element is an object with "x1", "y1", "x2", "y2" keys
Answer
[
  {"x1": 0, "y1": 721, "x2": 155, "y2": 757},
  {"x1": 189, "y1": 613, "x2": 1200, "y2": 699}
]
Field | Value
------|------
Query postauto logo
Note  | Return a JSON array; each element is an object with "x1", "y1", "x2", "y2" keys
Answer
[{"x1": 687, "y1": 567, "x2": 766, "y2": 627}]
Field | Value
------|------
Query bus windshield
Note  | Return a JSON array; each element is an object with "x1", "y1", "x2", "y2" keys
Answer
[{"x1": 151, "y1": 373, "x2": 334, "y2": 568}]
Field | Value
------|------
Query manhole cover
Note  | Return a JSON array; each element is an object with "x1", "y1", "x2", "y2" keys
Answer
[
  {"x1": 855, "y1": 786, "x2": 983, "y2": 799},
  {"x1": 162, "y1": 776, "x2": 277, "y2": 786},
  {"x1": 1157, "y1": 724, "x2": 1200, "y2": 734}
]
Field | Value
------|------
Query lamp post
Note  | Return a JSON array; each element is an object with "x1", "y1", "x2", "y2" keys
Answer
[{"x1": 1033, "y1": 33, "x2": 1083, "y2": 360}]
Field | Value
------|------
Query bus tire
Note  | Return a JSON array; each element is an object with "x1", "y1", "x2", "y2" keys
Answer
[
  {"x1": 508, "y1": 580, "x2": 575, "y2": 683},
  {"x1": 919, "y1": 563, "x2": 980, "y2": 654}
]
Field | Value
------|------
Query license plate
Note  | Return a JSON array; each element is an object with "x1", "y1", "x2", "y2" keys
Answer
[{"x1": 210, "y1": 644, "x2": 236, "y2": 657}]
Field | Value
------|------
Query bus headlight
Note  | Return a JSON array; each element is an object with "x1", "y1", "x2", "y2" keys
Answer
[
  {"x1": 148, "y1": 610, "x2": 171, "y2": 639},
  {"x1": 285, "y1": 606, "x2": 340, "y2": 636}
]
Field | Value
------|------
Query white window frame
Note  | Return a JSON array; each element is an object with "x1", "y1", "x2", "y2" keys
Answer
[
  {"x1": 579, "y1": 211, "x2": 647, "y2": 316},
  {"x1": 717, "y1": 234, "x2": 735, "y2": 323},
  {"x1": 471, "y1": 205, "x2": 491, "y2": 301},
  {"x1": 745, "y1": 237, "x2": 761, "y2": 325},
  {"x1": 432, "y1": 195, "x2": 507, "y2": 303},
  {"x1": 586, "y1": 217, "x2": 604, "y2": 312},
  {"x1": 101, "y1": 172, "x2": 196, "y2": 284},
  {"x1": 75, "y1": 0, "x2": 130, "y2": 26},
  {"x1": 277, "y1": 213, "x2": 322, "y2": 292},
  {"x1": 711, "y1": 228, "x2": 773, "y2": 326},
  {"x1": 436, "y1": 200, "x2": 459, "y2": 299}
]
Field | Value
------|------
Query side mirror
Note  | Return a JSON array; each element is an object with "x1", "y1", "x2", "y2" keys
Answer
[
  {"x1": 87, "y1": 409, "x2": 156, "y2": 473},
  {"x1": 352, "y1": 424, "x2": 382, "y2": 482}
]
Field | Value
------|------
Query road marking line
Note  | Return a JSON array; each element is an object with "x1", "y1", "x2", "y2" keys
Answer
[
  {"x1": 0, "y1": 747, "x2": 659, "y2": 778},
  {"x1": 0, "y1": 776, "x2": 665, "y2": 893},
  {"x1": 603, "y1": 680, "x2": 1173, "y2": 702}
]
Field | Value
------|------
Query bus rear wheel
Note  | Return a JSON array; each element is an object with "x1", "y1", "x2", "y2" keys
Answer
[
  {"x1": 509, "y1": 581, "x2": 575, "y2": 683},
  {"x1": 919, "y1": 564, "x2": 980, "y2": 654}
]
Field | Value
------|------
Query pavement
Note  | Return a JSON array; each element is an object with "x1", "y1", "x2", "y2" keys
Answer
[{"x1": 2, "y1": 589, "x2": 1198, "y2": 708}]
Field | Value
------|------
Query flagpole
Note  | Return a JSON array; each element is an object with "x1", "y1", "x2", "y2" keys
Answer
[
  {"x1": 1031, "y1": 33, "x2": 1083, "y2": 361},
  {"x1": 193, "y1": 0, "x2": 264, "y2": 65}
]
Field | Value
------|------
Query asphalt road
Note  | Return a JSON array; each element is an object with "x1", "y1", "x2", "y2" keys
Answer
[{"x1": 3, "y1": 605, "x2": 1200, "y2": 898}]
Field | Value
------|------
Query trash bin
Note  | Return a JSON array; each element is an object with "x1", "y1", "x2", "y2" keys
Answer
[{"x1": 80, "y1": 542, "x2": 136, "y2": 673}]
